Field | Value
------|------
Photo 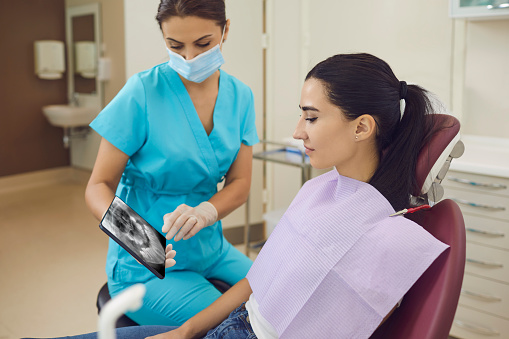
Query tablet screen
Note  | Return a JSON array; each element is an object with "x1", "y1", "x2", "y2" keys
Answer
[{"x1": 100, "y1": 196, "x2": 166, "y2": 279}]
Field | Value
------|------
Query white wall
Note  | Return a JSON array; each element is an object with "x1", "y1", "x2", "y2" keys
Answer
[
  {"x1": 265, "y1": 0, "x2": 509, "y2": 212},
  {"x1": 265, "y1": 0, "x2": 455, "y2": 211},
  {"x1": 462, "y1": 19, "x2": 509, "y2": 138},
  {"x1": 124, "y1": 0, "x2": 166, "y2": 78},
  {"x1": 307, "y1": 0, "x2": 453, "y2": 103},
  {"x1": 221, "y1": 0, "x2": 264, "y2": 228},
  {"x1": 265, "y1": 0, "x2": 307, "y2": 211},
  {"x1": 75, "y1": 0, "x2": 509, "y2": 224},
  {"x1": 123, "y1": 0, "x2": 264, "y2": 228}
]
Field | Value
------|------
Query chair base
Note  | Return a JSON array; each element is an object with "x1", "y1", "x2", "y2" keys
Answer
[
  {"x1": 97, "y1": 279, "x2": 231, "y2": 328},
  {"x1": 96, "y1": 283, "x2": 139, "y2": 327}
]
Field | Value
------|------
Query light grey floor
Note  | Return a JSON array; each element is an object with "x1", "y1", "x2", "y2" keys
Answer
[
  {"x1": 0, "y1": 175, "x2": 254, "y2": 339},
  {"x1": 0, "y1": 178, "x2": 106, "y2": 338},
  {"x1": 0, "y1": 173, "x2": 459, "y2": 339}
]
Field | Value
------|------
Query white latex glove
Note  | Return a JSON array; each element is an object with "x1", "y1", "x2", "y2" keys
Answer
[
  {"x1": 162, "y1": 202, "x2": 218, "y2": 242},
  {"x1": 165, "y1": 243, "x2": 177, "y2": 268}
]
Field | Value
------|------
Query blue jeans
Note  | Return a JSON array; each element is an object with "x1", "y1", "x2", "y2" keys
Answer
[
  {"x1": 35, "y1": 326, "x2": 177, "y2": 339},
  {"x1": 203, "y1": 303, "x2": 257, "y2": 339},
  {"x1": 25, "y1": 303, "x2": 257, "y2": 339}
]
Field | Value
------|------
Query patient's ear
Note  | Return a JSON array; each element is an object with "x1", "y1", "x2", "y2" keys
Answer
[{"x1": 354, "y1": 115, "x2": 377, "y2": 141}]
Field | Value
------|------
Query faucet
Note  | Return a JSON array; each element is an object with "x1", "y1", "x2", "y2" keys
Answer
[{"x1": 70, "y1": 92, "x2": 79, "y2": 106}]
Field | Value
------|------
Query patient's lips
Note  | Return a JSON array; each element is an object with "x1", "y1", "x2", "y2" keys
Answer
[{"x1": 304, "y1": 145, "x2": 314, "y2": 154}]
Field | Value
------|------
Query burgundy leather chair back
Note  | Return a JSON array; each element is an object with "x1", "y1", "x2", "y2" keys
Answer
[
  {"x1": 370, "y1": 199, "x2": 466, "y2": 339},
  {"x1": 371, "y1": 114, "x2": 466, "y2": 339}
]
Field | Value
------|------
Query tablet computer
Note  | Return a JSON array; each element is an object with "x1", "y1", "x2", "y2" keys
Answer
[{"x1": 99, "y1": 196, "x2": 166, "y2": 279}]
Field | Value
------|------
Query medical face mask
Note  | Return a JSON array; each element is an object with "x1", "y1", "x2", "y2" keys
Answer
[{"x1": 167, "y1": 28, "x2": 226, "y2": 83}]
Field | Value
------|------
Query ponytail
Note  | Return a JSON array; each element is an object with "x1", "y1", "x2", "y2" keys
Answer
[
  {"x1": 306, "y1": 53, "x2": 437, "y2": 211},
  {"x1": 369, "y1": 84, "x2": 435, "y2": 211}
]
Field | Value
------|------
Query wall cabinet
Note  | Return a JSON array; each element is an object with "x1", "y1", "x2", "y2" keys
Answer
[
  {"x1": 443, "y1": 170, "x2": 509, "y2": 338},
  {"x1": 450, "y1": 0, "x2": 509, "y2": 19}
]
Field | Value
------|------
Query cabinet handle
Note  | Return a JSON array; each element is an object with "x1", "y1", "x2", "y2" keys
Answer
[
  {"x1": 454, "y1": 320, "x2": 500, "y2": 336},
  {"x1": 448, "y1": 177, "x2": 507, "y2": 189},
  {"x1": 466, "y1": 258, "x2": 503, "y2": 268},
  {"x1": 461, "y1": 289, "x2": 502, "y2": 302},
  {"x1": 487, "y1": 3, "x2": 509, "y2": 10},
  {"x1": 452, "y1": 198, "x2": 506, "y2": 211},
  {"x1": 466, "y1": 227, "x2": 505, "y2": 237}
]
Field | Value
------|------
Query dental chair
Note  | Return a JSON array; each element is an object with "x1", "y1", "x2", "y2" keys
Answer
[
  {"x1": 98, "y1": 113, "x2": 466, "y2": 336},
  {"x1": 370, "y1": 113, "x2": 466, "y2": 339},
  {"x1": 97, "y1": 283, "x2": 139, "y2": 327}
]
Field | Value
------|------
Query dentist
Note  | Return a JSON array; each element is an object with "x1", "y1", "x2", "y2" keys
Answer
[{"x1": 85, "y1": 0, "x2": 258, "y2": 326}]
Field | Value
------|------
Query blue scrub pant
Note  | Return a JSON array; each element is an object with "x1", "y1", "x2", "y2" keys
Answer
[{"x1": 109, "y1": 242, "x2": 252, "y2": 326}]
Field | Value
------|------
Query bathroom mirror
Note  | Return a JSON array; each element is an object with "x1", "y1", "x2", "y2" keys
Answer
[
  {"x1": 72, "y1": 14, "x2": 96, "y2": 94},
  {"x1": 65, "y1": 3, "x2": 103, "y2": 107}
]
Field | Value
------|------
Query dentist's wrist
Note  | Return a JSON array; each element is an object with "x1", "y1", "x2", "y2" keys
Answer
[{"x1": 197, "y1": 201, "x2": 218, "y2": 226}]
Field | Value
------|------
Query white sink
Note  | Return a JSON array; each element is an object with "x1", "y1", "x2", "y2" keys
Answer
[{"x1": 42, "y1": 104, "x2": 99, "y2": 127}]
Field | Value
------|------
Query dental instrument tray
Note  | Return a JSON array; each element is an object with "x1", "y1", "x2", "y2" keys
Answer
[{"x1": 253, "y1": 140, "x2": 312, "y2": 185}]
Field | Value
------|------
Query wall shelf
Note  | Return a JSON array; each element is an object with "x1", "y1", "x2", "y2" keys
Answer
[{"x1": 450, "y1": 0, "x2": 509, "y2": 20}]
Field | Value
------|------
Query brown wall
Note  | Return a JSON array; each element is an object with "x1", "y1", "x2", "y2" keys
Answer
[{"x1": 0, "y1": 0, "x2": 70, "y2": 177}]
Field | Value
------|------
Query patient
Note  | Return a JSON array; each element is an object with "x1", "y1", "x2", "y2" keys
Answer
[{"x1": 31, "y1": 53, "x2": 450, "y2": 338}]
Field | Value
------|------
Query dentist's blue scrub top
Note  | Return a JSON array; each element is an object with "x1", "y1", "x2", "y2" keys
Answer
[{"x1": 90, "y1": 63, "x2": 259, "y2": 288}]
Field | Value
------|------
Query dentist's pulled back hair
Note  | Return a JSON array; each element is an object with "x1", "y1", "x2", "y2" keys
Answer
[
  {"x1": 306, "y1": 53, "x2": 436, "y2": 211},
  {"x1": 156, "y1": 0, "x2": 227, "y2": 29}
]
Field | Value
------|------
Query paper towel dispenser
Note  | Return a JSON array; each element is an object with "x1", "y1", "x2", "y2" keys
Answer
[
  {"x1": 34, "y1": 40, "x2": 65, "y2": 80},
  {"x1": 74, "y1": 41, "x2": 96, "y2": 79}
]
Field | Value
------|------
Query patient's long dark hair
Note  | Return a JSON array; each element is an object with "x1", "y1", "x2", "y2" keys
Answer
[{"x1": 306, "y1": 53, "x2": 436, "y2": 211}]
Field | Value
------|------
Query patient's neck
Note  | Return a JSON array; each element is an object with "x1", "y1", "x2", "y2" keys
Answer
[{"x1": 336, "y1": 146, "x2": 379, "y2": 183}]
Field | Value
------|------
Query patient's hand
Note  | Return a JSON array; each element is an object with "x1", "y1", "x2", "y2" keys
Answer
[
  {"x1": 165, "y1": 243, "x2": 177, "y2": 268},
  {"x1": 145, "y1": 326, "x2": 189, "y2": 339}
]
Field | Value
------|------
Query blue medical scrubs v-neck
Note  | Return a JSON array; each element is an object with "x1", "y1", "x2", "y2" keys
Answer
[{"x1": 90, "y1": 63, "x2": 259, "y2": 286}]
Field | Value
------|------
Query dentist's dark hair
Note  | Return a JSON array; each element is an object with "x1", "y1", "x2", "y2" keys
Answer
[
  {"x1": 156, "y1": 0, "x2": 227, "y2": 29},
  {"x1": 306, "y1": 53, "x2": 437, "y2": 211}
]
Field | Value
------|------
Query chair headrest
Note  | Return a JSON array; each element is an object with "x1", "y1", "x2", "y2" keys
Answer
[{"x1": 413, "y1": 114, "x2": 464, "y2": 202}]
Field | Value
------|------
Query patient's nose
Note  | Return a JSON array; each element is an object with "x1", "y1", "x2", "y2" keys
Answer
[{"x1": 293, "y1": 118, "x2": 307, "y2": 140}]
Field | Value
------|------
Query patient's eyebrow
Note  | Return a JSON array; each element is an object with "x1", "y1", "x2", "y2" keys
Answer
[
  {"x1": 167, "y1": 34, "x2": 213, "y2": 44},
  {"x1": 299, "y1": 105, "x2": 320, "y2": 112}
]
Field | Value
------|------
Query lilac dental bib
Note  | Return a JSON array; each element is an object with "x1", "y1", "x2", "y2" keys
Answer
[{"x1": 246, "y1": 170, "x2": 448, "y2": 338}]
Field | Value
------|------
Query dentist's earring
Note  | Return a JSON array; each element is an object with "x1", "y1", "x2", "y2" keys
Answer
[{"x1": 355, "y1": 135, "x2": 359, "y2": 140}]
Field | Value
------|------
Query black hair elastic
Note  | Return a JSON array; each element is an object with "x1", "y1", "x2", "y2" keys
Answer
[{"x1": 399, "y1": 81, "x2": 408, "y2": 100}]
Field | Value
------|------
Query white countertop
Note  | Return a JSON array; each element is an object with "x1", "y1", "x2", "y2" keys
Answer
[{"x1": 450, "y1": 135, "x2": 509, "y2": 178}]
